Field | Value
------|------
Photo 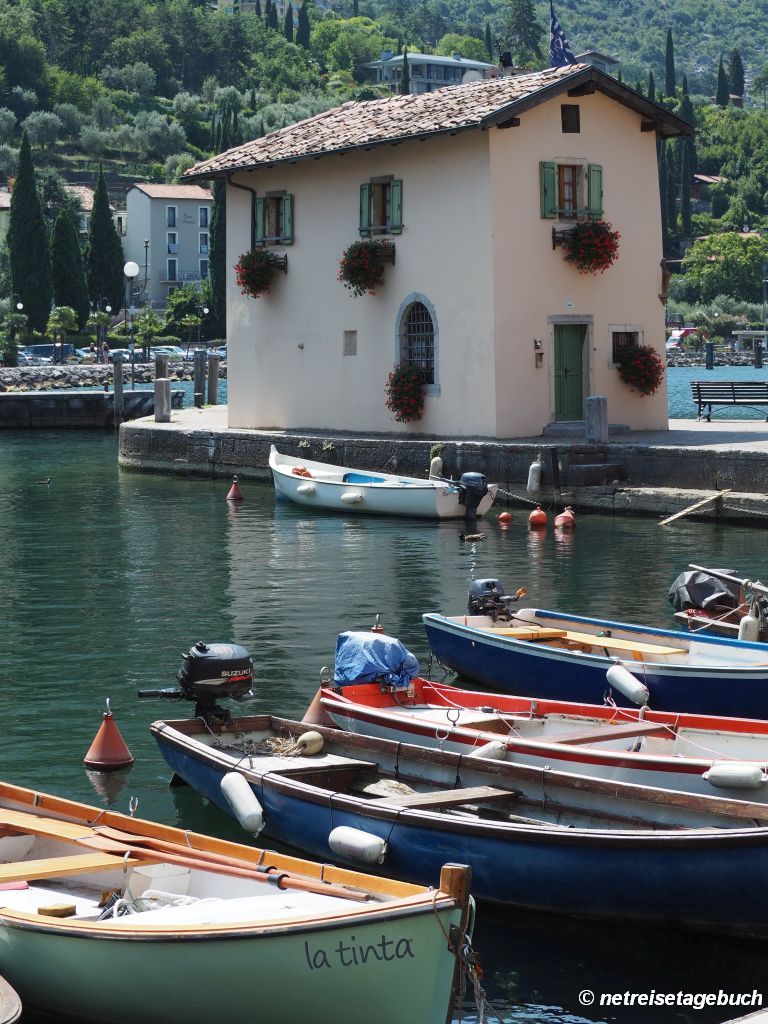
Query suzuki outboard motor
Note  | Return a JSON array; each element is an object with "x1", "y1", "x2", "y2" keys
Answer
[
  {"x1": 458, "y1": 472, "x2": 489, "y2": 531},
  {"x1": 138, "y1": 641, "x2": 253, "y2": 724},
  {"x1": 468, "y1": 578, "x2": 515, "y2": 620}
]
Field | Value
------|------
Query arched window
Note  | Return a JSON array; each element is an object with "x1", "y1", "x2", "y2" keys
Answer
[{"x1": 401, "y1": 301, "x2": 435, "y2": 384}]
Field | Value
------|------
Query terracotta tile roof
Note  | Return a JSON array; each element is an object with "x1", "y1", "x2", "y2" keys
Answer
[
  {"x1": 131, "y1": 183, "x2": 212, "y2": 200},
  {"x1": 0, "y1": 191, "x2": 10, "y2": 210},
  {"x1": 64, "y1": 184, "x2": 96, "y2": 211},
  {"x1": 187, "y1": 65, "x2": 591, "y2": 177}
]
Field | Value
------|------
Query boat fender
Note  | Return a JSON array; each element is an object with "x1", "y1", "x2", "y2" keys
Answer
[
  {"x1": 527, "y1": 457, "x2": 542, "y2": 495},
  {"x1": 340, "y1": 491, "x2": 363, "y2": 504},
  {"x1": 738, "y1": 612, "x2": 760, "y2": 642},
  {"x1": 467, "y1": 740, "x2": 506, "y2": 761},
  {"x1": 606, "y1": 663, "x2": 650, "y2": 707},
  {"x1": 220, "y1": 772, "x2": 265, "y2": 835},
  {"x1": 702, "y1": 763, "x2": 768, "y2": 789},
  {"x1": 296, "y1": 482, "x2": 316, "y2": 496},
  {"x1": 296, "y1": 730, "x2": 324, "y2": 755},
  {"x1": 328, "y1": 826, "x2": 387, "y2": 865}
]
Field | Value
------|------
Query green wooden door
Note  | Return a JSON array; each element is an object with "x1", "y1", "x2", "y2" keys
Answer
[{"x1": 554, "y1": 324, "x2": 585, "y2": 420}]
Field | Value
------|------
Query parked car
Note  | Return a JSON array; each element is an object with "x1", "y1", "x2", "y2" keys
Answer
[
  {"x1": 23, "y1": 343, "x2": 75, "y2": 363},
  {"x1": 150, "y1": 345, "x2": 188, "y2": 359},
  {"x1": 18, "y1": 347, "x2": 52, "y2": 365},
  {"x1": 109, "y1": 348, "x2": 134, "y2": 362},
  {"x1": 207, "y1": 345, "x2": 227, "y2": 359}
]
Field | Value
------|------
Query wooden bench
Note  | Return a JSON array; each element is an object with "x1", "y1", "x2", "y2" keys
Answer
[{"x1": 691, "y1": 380, "x2": 768, "y2": 422}]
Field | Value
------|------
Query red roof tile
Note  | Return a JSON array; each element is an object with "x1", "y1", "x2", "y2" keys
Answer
[{"x1": 131, "y1": 183, "x2": 212, "y2": 200}]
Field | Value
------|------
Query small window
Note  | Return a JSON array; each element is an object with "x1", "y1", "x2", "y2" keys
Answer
[
  {"x1": 200, "y1": 259, "x2": 209, "y2": 278},
  {"x1": 359, "y1": 179, "x2": 403, "y2": 236},
  {"x1": 540, "y1": 162, "x2": 603, "y2": 219},
  {"x1": 612, "y1": 330, "x2": 639, "y2": 364},
  {"x1": 199, "y1": 232, "x2": 209, "y2": 254},
  {"x1": 401, "y1": 301, "x2": 434, "y2": 384},
  {"x1": 558, "y1": 165, "x2": 581, "y2": 219},
  {"x1": 167, "y1": 231, "x2": 178, "y2": 254},
  {"x1": 561, "y1": 105, "x2": 580, "y2": 133},
  {"x1": 167, "y1": 258, "x2": 178, "y2": 281},
  {"x1": 166, "y1": 206, "x2": 177, "y2": 228},
  {"x1": 255, "y1": 194, "x2": 294, "y2": 245},
  {"x1": 343, "y1": 330, "x2": 357, "y2": 356},
  {"x1": 199, "y1": 207, "x2": 209, "y2": 228}
]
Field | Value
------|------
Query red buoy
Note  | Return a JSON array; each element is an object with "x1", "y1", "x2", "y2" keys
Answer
[
  {"x1": 498, "y1": 511, "x2": 513, "y2": 524},
  {"x1": 227, "y1": 475, "x2": 244, "y2": 501},
  {"x1": 84, "y1": 700, "x2": 134, "y2": 770},
  {"x1": 554, "y1": 506, "x2": 576, "y2": 529},
  {"x1": 528, "y1": 505, "x2": 547, "y2": 528}
]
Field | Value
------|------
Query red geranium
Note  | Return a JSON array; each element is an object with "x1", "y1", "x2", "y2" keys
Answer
[
  {"x1": 564, "y1": 219, "x2": 620, "y2": 274},
  {"x1": 385, "y1": 365, "x2": 426, "y2": 422},
  {"x1": 617, "y1": 344, "x2": 665, "y2": 396},
  {"x1": 339, "y1": 240, "x2": 394, "y2": 297},
  {"x1": 235, "y1": 249, "x2": 275, "y2": 298}
]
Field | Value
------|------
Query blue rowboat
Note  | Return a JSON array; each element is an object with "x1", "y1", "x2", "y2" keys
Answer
[
  {"x1": 422, "y1": 579, "x2": 768, "y2": 718},
  {"x1": 151, "y1": 713, "x2": 768, "y2": 938}
]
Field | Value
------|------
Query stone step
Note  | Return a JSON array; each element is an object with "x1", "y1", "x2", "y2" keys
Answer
[
  {"x1": 562, "y1": 463, "x2": 627, "y2": 486},
  {"x1": 543, "y1": 421, "x2": 630, "y2": 437}
]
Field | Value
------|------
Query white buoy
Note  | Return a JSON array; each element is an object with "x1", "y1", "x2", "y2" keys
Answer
[
  {"x1": 738, "y1": 612, "x2": 760, "y2": 642},
  {"x1": 295, "y1": 730, "x2": 324, "y2": 755},
  {"x1": 526, "y1": 456, "x2": 542, "y2": 495},
  {"x1": 296, "y1": 482, "x2": 316, "y2": 495},
  {"x1": 328, "y1": 826, "x2": 387, "y2": 865},
  {"x1": 221, "y1": 772, "x2": 265, "y2": 835},
  {"x1": 703, "y1": 763, "x2": 768, "y2": 789},
  {"x1": 429, "y1": 455, "x2": 444, "y2": 480},
  {"x1": 340, "y1": 491, "x2": 363, "y2": 504},
  {"x1": 467, "y1": 740, "x2": 507, "y2": 760},
  {"x1": 606, "y1": 663, "x2": 650, "y2": 706}
]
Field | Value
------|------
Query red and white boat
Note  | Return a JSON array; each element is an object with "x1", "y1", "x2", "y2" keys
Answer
[{"x1": 312, "y1": 633, "x2": 768, "y2": 801}]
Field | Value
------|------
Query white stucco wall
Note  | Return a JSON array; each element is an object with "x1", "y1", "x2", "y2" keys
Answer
[
  {"x1": 489, "y1": 91, "x2": 668, "y2": 434},
  {"x1": 225, "y1": 132, "x2": 496, "y2": 434}
]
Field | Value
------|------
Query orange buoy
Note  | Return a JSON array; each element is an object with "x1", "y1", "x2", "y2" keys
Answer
[
  {"x1": 84, "y1": 700, "x2": 134, "y2": 770},
  {"x1": 227, "y1": 475, "x2": 244, "y2": 501},
  {"x1": 498, "y1": 511, "x2": 513, "y2": 524},
  {"x1": 554, "y1": 505, "x2": 576, "y2": 529},
  {"x1": 528, "y1": 505, "x2": 547, "y2": 528},
  {"x1": 370, "y1": 613, "x2": 385, "y2": 634}
]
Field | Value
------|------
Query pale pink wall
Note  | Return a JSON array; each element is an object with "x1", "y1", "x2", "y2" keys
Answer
[{"x1": 489, "y1": 91, "x2": 668, "y2": 435}]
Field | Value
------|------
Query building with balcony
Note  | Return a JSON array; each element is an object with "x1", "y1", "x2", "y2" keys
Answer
[
  {"x1": 365, "y1": 51, "x2": 497, "y2": 94},
  {"x1": 124, "y1": 183, "x2": 212, "y2": 306}
]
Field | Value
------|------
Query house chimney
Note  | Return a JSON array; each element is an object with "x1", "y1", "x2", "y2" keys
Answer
[{"x1": 380, "y1": 50, "x2": 393, "y2": 61}]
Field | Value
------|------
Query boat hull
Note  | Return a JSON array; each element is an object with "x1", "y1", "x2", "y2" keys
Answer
[
  {"x1": 153, "y1": 721, "x2": 768, "y2": 938},
  {"x1": 423, "y1": 611, "x2": 768, "y2": 718}
]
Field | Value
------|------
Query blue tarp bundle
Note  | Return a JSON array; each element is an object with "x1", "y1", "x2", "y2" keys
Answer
[{"x1": 334, "y1": 631, "x2": 420, "y2": 688}]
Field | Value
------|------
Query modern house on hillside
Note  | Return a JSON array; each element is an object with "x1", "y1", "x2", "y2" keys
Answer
[
  {"x1": 186, "y1": 64, "x2": 691, "y2": 439},
  {"x1": 124, "y1": 183, "x2": 212, "y2": 306},
  {"x1": 365, "y1": 51, "x2": 497, "y2": 94}
]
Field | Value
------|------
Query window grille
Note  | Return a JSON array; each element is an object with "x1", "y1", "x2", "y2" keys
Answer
[{"x1": 403, "y1": 301, "x2": 434, "y2": 383}]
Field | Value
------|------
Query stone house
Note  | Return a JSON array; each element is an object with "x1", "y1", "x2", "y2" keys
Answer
[{"x1": 187, "y1": 64, "x2": 690, "y2": 438}]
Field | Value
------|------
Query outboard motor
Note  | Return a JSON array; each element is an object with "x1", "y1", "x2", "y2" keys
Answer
[
  {"x1": 468, "y1": 578, "x2": 518, "y2": 621},
  {"x1": 138, "y1": 641, "x2": 253, "y2": 724},
  {"x1": 458, "y1": 472, "x2": 489, "y2": 531}
]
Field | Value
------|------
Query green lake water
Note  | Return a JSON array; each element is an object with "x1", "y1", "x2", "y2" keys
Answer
[{"x1": 2, "y1": 410, "x2": 768, "y2": 1023}]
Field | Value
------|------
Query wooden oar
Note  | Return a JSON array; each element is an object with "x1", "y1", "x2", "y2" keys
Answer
[{"x1": 82, "y1": 829, "x2": 371, "y2": 903}]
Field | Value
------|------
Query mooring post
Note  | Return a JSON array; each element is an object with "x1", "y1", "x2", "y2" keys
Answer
[
  {"x1": 440, "y1": 863, "x2": 473, "y2": 1024},
  {"x1": 154, "y1": 378, "x2": 171, "y2": 423},
  {"x1": 207, "y1": 355, "x2": 220, "y2": 405},
  {"x1": 586, "y1": 395, "x2": 608, "y2": 444},
  {"x1": 193, "y1": 349, "x2": 207, "y2": 408},
  {"x1": 155, "y1": 353, "x2": 169, "y2": 380},
  {"x1": 113, "y1": 354, "x2": 124, "y2": 426},
  {"x1": 756, "y1": 342, "x2": 764, "y2": 369}
]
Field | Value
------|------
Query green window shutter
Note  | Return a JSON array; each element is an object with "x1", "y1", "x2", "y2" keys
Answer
[
  {"x1": 359, "y1": 183, "x2": 371, "y2": 236},
  {"x1": 254, "y1": 197, "x2": 265, "y2": 243},
  {"x1": 281, "y1": 194, "x2": 294, "y2": 243},
  {"x1": 587, "y1": 164, "x2": 603, "y2": 217},
  {"x1": 540, "y1": 162, "x2": 557, "y2": 219},
  {"x1": 389, "y1": 179, "x2": 403, "y2": 234}
]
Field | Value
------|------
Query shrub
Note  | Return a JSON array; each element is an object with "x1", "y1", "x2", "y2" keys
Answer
[
  {"x1": 79, "y1": 125, "x2": 110, "y2": 156},
  {"x1": 0, "y1": 108, "x2": 16, "y2": 143},
  {"x1": 384, "y1": 364, "x2": 426, "y2": 422},
  {"x1": 617, "y1": 344, "x2": 665, "y2": 396},
  {"x1": 21, "y1": 111, "x2": 62, "y2": 150}
]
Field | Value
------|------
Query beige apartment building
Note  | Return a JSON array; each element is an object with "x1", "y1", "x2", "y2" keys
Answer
[
  {"x1": 124, "y1": 183, "x2": 212, "y2": 306},
  {"x1": 187, "y1": 64, "x2": 690, "y2": 438}
]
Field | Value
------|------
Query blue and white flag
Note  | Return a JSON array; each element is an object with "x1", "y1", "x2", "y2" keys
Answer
[{"x1": 550, "y1": 2, "x2": 576, "y2": 67}]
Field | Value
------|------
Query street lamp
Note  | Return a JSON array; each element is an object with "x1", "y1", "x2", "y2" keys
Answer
[
  {"x1": 124, "y1": 261, "x2": 140, "y2": 389},
  {"x1": 199, "y1": 305, "x2": 209, "y2": 351}
]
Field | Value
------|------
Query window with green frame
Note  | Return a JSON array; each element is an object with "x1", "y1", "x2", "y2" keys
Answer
[
  {"x1": 539, "y1": 162, "x2": 603, "y2": 219},
  {"x1": 359, "y1": 178, "x2": 403, "y2": 236},
  {"x1": 254, "y1": 193, "x2": 294, "y2": 245}
]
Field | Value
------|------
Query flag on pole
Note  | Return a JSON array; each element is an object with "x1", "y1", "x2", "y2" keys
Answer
[{"x1": 549, "y1": 2, "x2": 576, "y2": 67}]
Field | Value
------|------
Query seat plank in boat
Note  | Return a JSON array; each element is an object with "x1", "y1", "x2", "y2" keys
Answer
[
  {"x1": 372, "y1": 785, "x2": 516, "y2": 809},
  {"x1": 550, "y1": 721, "x2": 673, "y2": 746},
  {"x1": 0, "y1": 852, "x2": 144, "y2": 884}
]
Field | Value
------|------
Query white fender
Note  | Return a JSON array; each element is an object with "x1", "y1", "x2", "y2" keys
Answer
[
  {"x1": 340, "y1": 491, "x2": 363, "y2": 504},
  {"x1": 296, "y1": 482, "x2": 316, "y2": 495},
  {"x1": 328, "y1": 826, "x2": 387, "y2": 865},
  {"x1": 606, "y1": 663, "x2": 650, "y2": 707},
  {"x1": 526, "y1": 457, "x2": 541, "y2": 495},
  {"x1": 221, "y1": 772, "x2": 265, "y2": 835},
  {"x1": 738, "y1": 613, "x2": 760, "y2": 642},
  {"x1": 467, "y1": 740, "x2": 507, "y2": 760},
  {"x1": 703, "y1": 763, "x2": 768, "y2": 789},
  {"x1": 296, "y1": 730, "x2": 324, "y2": 755}
]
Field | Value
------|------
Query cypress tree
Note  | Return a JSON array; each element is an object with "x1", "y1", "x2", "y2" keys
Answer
[
  {"x1": 664, "y1": 29, "x2": 676, "y2": 98},
  {"x1": 352, "y1": 0, "x2": 358, "y2": 14},
  {"x1": 284, "y1": 2, "x2": 293, "y2": 41},
  {"x1": 715, "y1": 57, "x2": 730, "y2": 106},
  {"x1": 254, "y1": 0, "x2": 261, "y2": 14},
  {"x1": 729, "y1": 48, "x2": 745, "y2": 97},
  {"x1": 485, "y1": 21, "x2": 493, "y2": 59},
  {"x1": 680, "y1": 142, "x2": 692, "y2": 238},
  {"x1": 209, "y1": 180, "x2": 226, "y2": 341},
  {"x1": 267, "y1": 0, "x2": 279, "y2": 30},
  {"x1": 647, "y1": 71, "x2": 655, "y2": 104},
  {"x1": 400, "y1": 50, "x2": 410, "y2": 94},
  {"x1": 8, "y1": 132, "x2": 52, "y2": 332},
  {"x1": 296, "y1": 1, "x2": 310, "y2": 47},
  {"x1": 51, "y1": 210, "x2": 89, "y2": 329},
  {"x1": 264, "y1": 0, "x2": 272, "y2": 24},
  {"x1": 666, "y1": 143, "x2": 677, "y2": 243},
  {"x1": 617, "y1": 70, "x2": 622, "y2": 83},
  {"x1": 658, "y1": 143, "x2": 668, "y2": 245},
  {"x1": 86, "y1": 165, "x2": 124, "y2": 313},
  {"x1": 682, "y1": 73, "x2": 689, "y2": 95}
]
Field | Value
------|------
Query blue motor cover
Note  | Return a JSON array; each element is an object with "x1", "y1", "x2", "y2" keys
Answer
[{"x1": 334, "y1": 631, "x2": 420, "y2": 688}]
